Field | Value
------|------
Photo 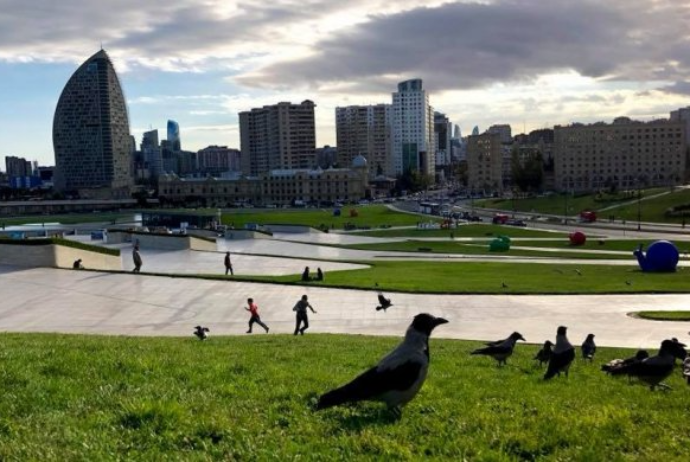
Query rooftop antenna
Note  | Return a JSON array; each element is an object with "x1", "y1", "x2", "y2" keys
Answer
[{"x1": 100, "y1": 41, "x2": 103, "y2": 51}]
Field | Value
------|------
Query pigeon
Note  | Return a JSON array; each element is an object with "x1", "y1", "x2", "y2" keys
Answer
[
  {"x1": 316, "y1": 313, "x2": 448, "y2": 414},
  {"x1": 601, "y1": 350, "x2": 649, "y2": 375},
  {"x1": 194, "y1": 325, "x2": 210, "y2": 340},
  {"x1": 471, "y1": 332, "x2": 526, "y2": 366},
  {"x1": 683, "y1": 358, "x2": 690, "y2": 385},
  {"x1": 581, "y1": 334, "x2": 596, "y2": 360},
  {"x1": 544, "y1": 326, "x2": 576, "y2": 380},
  {"x1": 606, "y1": 339, "x2": 687, "y2": 390},
  {"x1": 533, "y1": 340, "x2": 554, "y2": 367},
  {"x1": 376, "y1": 293, "x2": 394, "y2": 311}
]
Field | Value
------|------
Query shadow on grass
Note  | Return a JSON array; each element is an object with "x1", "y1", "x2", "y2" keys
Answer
[{"x1": 322, "y1": 405, "x2": 401, "y2": 432}]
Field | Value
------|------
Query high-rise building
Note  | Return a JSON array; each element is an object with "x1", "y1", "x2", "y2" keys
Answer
[
  {"x1": 392, "y1": 79, "x2": 435, "y2": 178},
  {"x1": 472, "y1": 126, "x2": 480, "y2": 136},
  {"x1": 167, "y1": 120, "x2": 181, "y2": 151},
  {"x1": 487, "y1": 124, "x2": 513, "y2": 144},
  {"x1": 53, "y1": 49, "x2": 133, "y2": 194},
  {"x1": 239, "y1": 100, "x2": 316, "y2": 176},
  {"x1": 670, "y1": 107, "x2": 690, "y2": 146},
  {"x1": 554, "y1": 117, "x2": 686, "y2": 191},
  {"x1": 434, "y1": 112, "x2": 453, "y2": 167},
  {"x1": 197, "y1": 146, "x2": 241, "y2": 175},
  {"x1": 467, "y1": 133, "x2": 503, "y2": 193},
  {"x1": 141, "y1": 130, "x2": 162, "y2": 177},
  {"x1": 315, "y1": 145, "x2": 338, "y2": 169},
  {"x1": 5, "y1": 156, "x2": 33, "y2": 177},
  {"x1": 335, "y1": 104, "x2": 392, "y2": 177}
]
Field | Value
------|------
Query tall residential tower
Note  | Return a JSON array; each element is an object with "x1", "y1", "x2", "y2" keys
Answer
[
  {"x1": 335, "y1": 104, "x2": 392, "y2": 178},
  {"x1": 392, "y1": 79, "x2": 435, "y2": 178}
]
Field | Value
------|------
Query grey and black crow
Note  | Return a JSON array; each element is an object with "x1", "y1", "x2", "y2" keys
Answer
[
  {"x1": 683, "y1": 357, "x2": 690, "y2": 385},
  {"x1": 316, "y1": 313, "x2": 448, "y2": 414},
  {"x1": 534, "y1": 340, "x2": 554, "y2": 367},
  {"x1": 581, "y1": 334, "x2": 596, "y2": 361},
  {"x1": 194, "y1": 325, "x2": 210, "y2": 340},
  {"x1": 544, "y1": 326, "x2": 576, "y2": 380},
  {"x1": 606, "y1": 339, "x2": 687, "y2": 390},
  {"x1": 471, "y1": 332, "x2": 526, "y2": 366},
  {"x1": 601, "y1": 350, "x2": 649, "y2": 375},
  {"x1": 376, "y1": 293, "x2": 394, "y2": 311}
]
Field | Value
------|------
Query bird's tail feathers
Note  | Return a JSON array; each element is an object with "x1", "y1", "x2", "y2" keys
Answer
[{"x1": 316, "y1": 385, "x2": 359, "y2": 410}]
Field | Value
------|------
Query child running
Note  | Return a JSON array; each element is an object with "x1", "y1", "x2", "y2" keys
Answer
[
  {"x1": 293, "y1": 294, "x2": 317, "y2": 336},
  {"x1": 245, "y1": 298, "x2": 269, "y2": 334}
]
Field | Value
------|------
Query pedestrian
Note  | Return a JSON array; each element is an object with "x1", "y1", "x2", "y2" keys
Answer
[
  {"x1": 245, "y1": 298, "x2": 269, "y2": 334},
  {"x1": 224, "y1": 251, "x2": 234, "y2": 275},
  {"x1": 132, "y1": 245, "x2": 142, "y2": 273},
  {"x1": 293, "y1": 294, "x2": 317, "y2": 336},
  {"x1": 301, "y1": 266, "x2": 311, "y2": 281}
]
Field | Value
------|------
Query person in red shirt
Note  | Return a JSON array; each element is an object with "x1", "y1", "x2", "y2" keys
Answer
[{"x1": 245, "y1": 298, "x2": 269, "y2": 334}]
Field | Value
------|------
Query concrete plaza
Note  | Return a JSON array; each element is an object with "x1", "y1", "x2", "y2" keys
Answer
[{"x1": 1, "y1": 264, "x2": 688, "y2": 348}]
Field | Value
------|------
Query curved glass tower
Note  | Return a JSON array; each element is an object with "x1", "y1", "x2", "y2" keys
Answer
[
  {"x1": 53, "y1": 49, "x2": 132, "y2": 192},
  {"x1": 167, "y1": 120, "x2": 181, "y2": 151}
]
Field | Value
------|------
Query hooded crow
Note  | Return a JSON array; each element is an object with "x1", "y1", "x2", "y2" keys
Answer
[
  {"x1": 683, "y1": 357, "x2": 690, "y2": 385},
  {"x1": 376, "y1": 293, "x2": 394, "y2": 311},
  {"x1": 544, "y1": 326, "x2": 575, "y2": 380},
  {"x1": 316, "y1": 313, "x2": 448, "y2": 413},
  {"x1": 534, "y1": 340, "x2": 554, "y2": 367},
  {"x1": 471, "y1": 332, "x2": 526, "y2": 366},
  {"x1": 601, "y1": 350, "x2": 649, "y2": 375},
  {"x1": 581, "y1": 334, "x2": 596, "y2": 361},
  {"x1": 194, "y1": 325, "x2": 210, "y2": 340},
  {"x1": 607, "y1": 339, "x2": 687, "y2": 390}
]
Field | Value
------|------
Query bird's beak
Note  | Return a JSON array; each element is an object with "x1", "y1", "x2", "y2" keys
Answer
[
  {"x1": 434, "y1": 317, "x2": 449, "y2": 326},
  {"x1": 519, "y1": 335, "x2": 526, "y2": 342}
]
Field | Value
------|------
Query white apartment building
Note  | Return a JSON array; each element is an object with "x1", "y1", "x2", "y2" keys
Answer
[{"x1": 392, "y1": 79, "x2": 435, "y2": 178}]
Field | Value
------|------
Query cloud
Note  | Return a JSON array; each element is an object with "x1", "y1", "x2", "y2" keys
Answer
[
  {"x1": 238, "y1": 0, "x2": 690, "y2": 92},
  {"x1": 658, "y1": 81, "x2": 690, "y2": 96}
]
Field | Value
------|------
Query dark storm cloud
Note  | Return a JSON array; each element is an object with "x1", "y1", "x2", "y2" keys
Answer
[
  {"x1": 659, "y1": 81, "x2": 690, "y2": 96},
  {"x1": 238, "y1": 0, "x2": 690, "y2": 92}
]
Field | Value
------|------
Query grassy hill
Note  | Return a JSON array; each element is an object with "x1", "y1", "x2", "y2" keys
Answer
[{"x1": 0, "y1": 333, "x2": 688, "y2": 460}]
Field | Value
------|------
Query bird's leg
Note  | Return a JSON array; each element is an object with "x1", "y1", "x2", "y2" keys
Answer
[
  {"x1": 657, "y1": 382, "x2": 672, "y2": 392},
  {"x1": 390, "y1": 406, "x2": 402, "y2": 420}
]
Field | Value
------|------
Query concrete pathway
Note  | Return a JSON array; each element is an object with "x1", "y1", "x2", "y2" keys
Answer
[{"x1": 1, "y1": 265, "x2": 688, "y2": 348}]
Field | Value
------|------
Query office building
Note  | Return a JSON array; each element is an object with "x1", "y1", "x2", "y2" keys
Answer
[
  {"x1": 315, "y1": 145, "x2": 338, "y2": 169},
  {"x1": 239, "y1": 100, "x2": 316, "y2": 176},
  {"x1": 141, "y1": 129, "x2": 162, "y2": 177},
  {"x1": 434, "y1": 112, "x2": 453, "y2": 167},
  {"x1": 392, "y1": 79, "x2": 435, "y2": 177},
  {"x1": 167, "y1": 120, "x2": 181, "y2": 151},
  {"x1": 5, "y1": 156, "x2": 33, "y2": 177},
  {"x1": 336, "y1": 104, "x2": 392, "y2": 177},
  {"x1": 554, "y1": 117, "x2": 686, "y2": 192},
  {"x1": 53, "y1": 49, "x2": 133, "y2": 195}
]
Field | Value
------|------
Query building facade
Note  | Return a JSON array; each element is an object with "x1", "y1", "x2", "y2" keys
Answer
[
  {"x1": 159, "y1": 161, "x2": 369, "y2": 207},
  {"x1": 167, "y1": 120, "x2": 181, "y2": 151},
  {"x1": 197, "y1": 146, "x2": 241, "y2": 175},
  {"x1": 5, "y1": 156, "x2": 32, "y2": 177},
  {"x1": 239, "y1": 100, "x2": 316, "y2": 176},
  {"x1": 434, "y1": 111, "x2": 453, "y2": 167},
  {"x1": 53, "y1": 49, "x2": 133, "y2": 195},
  {"x1": 335, "y1": 104, "x2": 392, "y2": 177},
  {"x1": 392, "y1": 79, "x2": 435, "y2": 178},
  {"x1": 487, "y1": 124, "x2": 513, "y2": 144},
  {"x1": 554, "y1": 118, "x2": 687, "y2": 192},
  {"x1": 141, "y1": 129, "x2": 162, "y2": 178},
  {"x1": 467, "y1": 133, "x2": 503, "y2": 193}
]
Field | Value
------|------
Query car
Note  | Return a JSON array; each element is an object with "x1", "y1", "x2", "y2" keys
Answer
[{"x1": 506, "y1": 219, "x2": 527, "y2": 227}]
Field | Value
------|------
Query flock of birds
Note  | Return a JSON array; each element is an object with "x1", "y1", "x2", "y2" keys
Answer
[{"x1": 191, "y1": 289, "x2": 690, "y2": 416}]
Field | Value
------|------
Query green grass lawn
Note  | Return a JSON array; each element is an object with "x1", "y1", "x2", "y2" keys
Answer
[
  {"x1": 221, "y1": 205, "x2": 435, "y2": 230},
  {"x1": 0, "y1": 333, "x2": 688, "y2": 460},
  {"x1": 356, "y1": 224, "x2": 567, "y2": 238},
  {"x1": 234, "y1": 261, "x2": 690, "y2": 294},
  {"x1": 340, "y1": 241, "x2": 630, "y2": 260},
  {"x1": 633, "y1": 311, "x2": 690, "y2": 321},
  {"x1": 516, "y1": 239, "x2": 690, "y2": 254}
]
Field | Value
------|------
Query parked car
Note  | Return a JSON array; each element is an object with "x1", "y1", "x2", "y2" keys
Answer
[{"x1": 506, "y1": 219, "x2": 527, "y2": 227}]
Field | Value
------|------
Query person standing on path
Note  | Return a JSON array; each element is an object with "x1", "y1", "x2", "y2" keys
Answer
[
  {"x1": 224, "y1": 251, "x2": 234, "y2": 275},
  {"x1": 293, "y1": 294, "x2": 317, "y2": 336},
  {"x1": 245, "y1": 298, "x2": 269, "y2": 334},
  {"x1": 132, "y1": 245, "x2": 143, "y2": 273}
]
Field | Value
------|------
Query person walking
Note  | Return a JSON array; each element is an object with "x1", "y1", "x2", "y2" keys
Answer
[
  {"x1": 132, "y1": 245, "x2": 143, "y2": 273},
  {"x1": 293, "y1": 294, "x2": 317, "y2": 336},
  {"x1": 224, "y1": 251, "x2": 234, "y2": 275},
  {"x1": 245, "y1": 298, "x2": 269, "y2": 334}
]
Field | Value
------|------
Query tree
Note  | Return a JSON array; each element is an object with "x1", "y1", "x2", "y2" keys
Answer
[{"x1": 511, "y1": 148, "x2": 544, "y2": 192}]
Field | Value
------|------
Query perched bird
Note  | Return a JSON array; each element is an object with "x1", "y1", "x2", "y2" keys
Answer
[
  {"x1": 376, "y1": 293, "x2": 394, "y2": 311},
  {"x1": 606, "y1": 339, "x2": 687, "y2": 390},
  {"x1": 501, "y1": 282, "x2": 508, "y2": 289},
  {"x1": 471, "y1": 332, "x2": 526, "y2": 366},
  {"x1": 544, "y1": 326, "x2": 576, "y2": 380},
  {"x1": 581, "y1": 334, "x2": 596, "y2": 361},
  {"x1": 533, "y1": 340, "x2": 554, "y2": 367},
  {"x1": 194, "y1": 325, "x2": 210, "y2": 340},
  {"x1": 316, "y1": 313, "x2": 448, "y2": 414},
  {"x1": 683, "y1": 358, "x2": 690, "y2": 385},
  {"x1": 601, "y1": 350, "x2": 649, "y2": 375},
  {"x1": 574, "y1": 269, "x2": 582, "y2": 276}
]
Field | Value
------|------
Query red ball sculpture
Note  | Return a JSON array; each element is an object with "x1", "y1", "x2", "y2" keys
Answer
[{"x1": 569, "y1": 231, "x2": 586, "y2": 246}]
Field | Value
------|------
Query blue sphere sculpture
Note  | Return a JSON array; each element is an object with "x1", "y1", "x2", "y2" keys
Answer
[{"x1": 634, "y1": 240, "x2": 679, "y2": 272}]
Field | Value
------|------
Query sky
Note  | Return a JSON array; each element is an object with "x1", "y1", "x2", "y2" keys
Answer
[{"x1": 1, "y1": 0, "x2": 690, "y2": 169}]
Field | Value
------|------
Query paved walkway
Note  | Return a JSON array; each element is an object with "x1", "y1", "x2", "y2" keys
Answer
[{"x1": 1, "y1": 265, "x2": 688, "y2": 348}]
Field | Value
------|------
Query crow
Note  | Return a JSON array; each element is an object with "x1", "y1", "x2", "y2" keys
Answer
[
  {"x1": 316, "y1": 313, "x2": 448, "y2": 415},
  {"x1": 581, "y1": 334, "x2": 596, "y2": 361},
  {"x1": 683, "y1": 357, "x2": 690, "y2": 385},
  {"x1": 534, "y1": 340, "x2": 554, "y2": 367},
  {"x1": 376, "y1": 293, "x2": 394, "y2": 311},
  {"x1": 544, "y1": 326, "x2": 575, "y2": 380},
  {"x1": 601, "y1": 350, "x2": 649, "y2": 375},
  {"x1": 606, "y1": 339, "x2": 687, "y2": 390},
  {"x1": 471, "y1": 332, "x2": 526, "y2": 366},
  {"x1": 194, "y1": 325, "x2": 210, "y2": 340}
]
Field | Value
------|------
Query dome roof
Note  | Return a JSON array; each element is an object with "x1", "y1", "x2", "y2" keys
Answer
[{"x1": 352, "y1": 155, "x2": 368, "y2": 168}]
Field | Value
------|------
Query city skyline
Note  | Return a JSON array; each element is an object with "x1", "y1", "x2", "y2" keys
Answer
[{"x1": 2, "y1": 0, "x2": 690, "y2": 169}]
